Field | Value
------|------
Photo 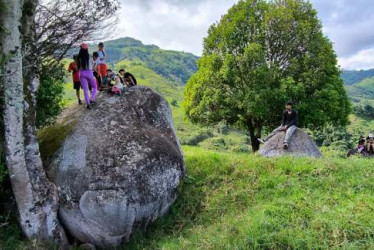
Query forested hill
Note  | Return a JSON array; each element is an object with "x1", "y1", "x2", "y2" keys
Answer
[
  {"x1": 341, "y1": 69, "x2": 374, "y2": 100},
  {"x1": 341, "y1": 69, "x2": 374, "y2": 86},
  {"x1": 91, "y1": 37, "x2": 199, "y2": 85}
]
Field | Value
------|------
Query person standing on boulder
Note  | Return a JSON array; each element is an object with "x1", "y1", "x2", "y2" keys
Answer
[
  {"x1": 67, "y1": 54, "x2": 82, "y2": 104},
  {"x1": 258, "y1": 102, "x2": 298, "y2": 150},
  {"x1": 97, "y1": 42, "x2": 107, "y2": 79},
  {"x1": 77, "y1": 43, "x2": 97, "y2": 109}
]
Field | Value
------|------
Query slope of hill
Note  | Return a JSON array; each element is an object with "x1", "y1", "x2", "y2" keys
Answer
[
  {"x1": 68, "y1": 37, "x2": 199, "y2": 85},
  {"x1": 124, "y1": 147, "x2": 374, "y2": 249},
  {"x1": 341, "y1": 69, "x2": 374, "y2": 86},
  {"x1": 341, "y1": 69, "x2": 374, "y2": 141},
  {"x1": 342, "y1": 69, "x2": 374, "y2": 99}
]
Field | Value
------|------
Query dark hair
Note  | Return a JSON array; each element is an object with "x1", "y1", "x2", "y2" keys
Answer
[
  {"x1": 119, "y1": 69, "x2": 125, "y2": 73},
  {"x1": 286, "y1": 101, "x2": 294, "y2": 107},
  {"x1": 93, "y1": 52, "x2": 99, "y2": 58},
  {"x1": 73, "y1": 54, "x2": 78, "y2": 60},
  {"x1": 107, "y1": 69, "x2": 112, "y2": 72},
  {"x1": 77, "y1": 48, "x2": 90, "y2": 70},
  {"x1": 98, "y1": 42, "x2": 104, "y2": 48}
]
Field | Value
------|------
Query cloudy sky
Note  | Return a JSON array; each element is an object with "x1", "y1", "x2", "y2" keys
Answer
[{"x1": 117, "y1": 0, "x2": 374, "y2": 70}]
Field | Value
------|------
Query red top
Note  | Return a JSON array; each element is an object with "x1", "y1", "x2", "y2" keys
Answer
[{"x1": 68, "y1": 62, "x2": 80, "y2": 82}]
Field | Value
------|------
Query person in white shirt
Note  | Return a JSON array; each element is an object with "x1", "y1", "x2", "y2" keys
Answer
[{"x1": 97, "y1": 42, "x2": 107, "y2": 78}]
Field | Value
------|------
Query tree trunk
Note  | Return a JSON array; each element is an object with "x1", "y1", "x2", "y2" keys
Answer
[
  {"x1": 21, "y1": 0, "x2": 68, "y2": 245},
  {"x1": 0, "y1": 0, "x2": 43, "y2": 238},
  {"x1": 0, "y1": 0, "x2": 68, "y2": 246},
  {"x1": 247, "y1": 118, "x2": 261, "y2": 152}
]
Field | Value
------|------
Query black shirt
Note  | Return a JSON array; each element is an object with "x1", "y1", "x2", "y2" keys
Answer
[
  {"x1": 124, "y1": 72, "x2": 137, "y2": 86},
  {"x1": 281, "y1": 110, "x2": 298, "y2": 128}
]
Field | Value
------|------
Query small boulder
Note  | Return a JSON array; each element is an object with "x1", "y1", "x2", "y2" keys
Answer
[
  {"x1": 49, "y1": 86, "x2": 185, "y2": 248},
  {"x1": 259, "y1": 128, "x2": 322, "y2": 158}
]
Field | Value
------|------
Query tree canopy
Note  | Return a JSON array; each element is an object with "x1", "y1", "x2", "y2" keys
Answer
[{"x1": 184, "y1": 0, "x2": 351, "y2": 151}]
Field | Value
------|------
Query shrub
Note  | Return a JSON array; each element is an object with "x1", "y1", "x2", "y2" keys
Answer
[
  {"x1": 36, "y1": 63, "x2": 65, "y2": 128},
  {"x1": 354, "y1": 104, "x2": 374, "y2": 118},
  {"x1": 181, "y1": 129, "x2": 214, "y2": 146},
  {"x1": 170, "y1": 99, "x2": 178, "y2": 107}
]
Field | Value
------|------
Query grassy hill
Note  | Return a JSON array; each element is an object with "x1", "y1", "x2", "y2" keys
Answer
[
  {"x1": 3, "y1": 147, "x2": 374, "y2": 249},
  {"x1": 341, "y1": 69, "x2": 374, "y2": 86},
  {"x1": 68, "y1": 37, "x2": 199, "y2": 85},
  {"x1": 124, "y1": 147, "x2": 374, "y2": 249},
  {"x1": 340, "y1": 69, "x2": 374, "y2": 139},
  {"x1": 3, "y1": 38, "x2": 374, "y2": 250}
]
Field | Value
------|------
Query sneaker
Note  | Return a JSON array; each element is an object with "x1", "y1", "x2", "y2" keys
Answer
[
  {"x1": 257, "y1": 138, "x2": 266, "y2": 144},
  {"x1": 86, "y1": 104, "x2": 91, "y2": 109},
  {"x1": 283, "y1": 143, "x2": 289, "y2": 150},
  {"x1": 78, "y1": 99, "x2": 82, "y2": 105},
  {"x1": 90, "y1": 100, "x2": 97, "y2": 106}
]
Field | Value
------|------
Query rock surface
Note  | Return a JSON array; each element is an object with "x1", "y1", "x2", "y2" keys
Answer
[
  {"x1": 259, "y1": 128, "x2": 322, "y2": 158},
  {"x1": 49, "y1": 86, "x2": 185, "y2": 248}
]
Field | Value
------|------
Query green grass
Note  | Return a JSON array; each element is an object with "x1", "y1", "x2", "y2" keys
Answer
[
  {"x1": 2, "y1": 147, "x2": 374, "y2": 249},
  {"x1": 124, "y1": 146, "x2": 374, "y2": 249}
]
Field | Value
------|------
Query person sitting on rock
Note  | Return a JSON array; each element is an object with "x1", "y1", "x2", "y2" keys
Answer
[
  {"x1": 103, "y1": 69, "x2": 115, "y2": 88},
  {"x1": 109, "y1": 69, "x2": 126, "y2": 95},
  {"x1": 258, "y1": 101, "x2": 298, "y2": 150},
  {"x1": 123, "y1": 69, "x2": 137, "y2": 87}
]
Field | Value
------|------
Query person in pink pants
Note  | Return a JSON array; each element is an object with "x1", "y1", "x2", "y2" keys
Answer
[{"x1": 77, "y1": 43, "x2": 97, "y2": 109}]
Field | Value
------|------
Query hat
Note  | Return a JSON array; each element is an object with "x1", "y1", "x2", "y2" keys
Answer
[{"x1": 80, "y1": 43, "x2": 88, "y2": 49}]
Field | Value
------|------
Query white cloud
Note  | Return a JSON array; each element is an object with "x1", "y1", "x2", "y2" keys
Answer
[
  {"x1": 339, "y1": 48, "x2": 374, "y2": 70},
  {"x1": 115, "y1": 0, "x2": 374, "y2": 70},
  {"x1": 117, "y1": 0, "x2": 236, "y2": 55}
]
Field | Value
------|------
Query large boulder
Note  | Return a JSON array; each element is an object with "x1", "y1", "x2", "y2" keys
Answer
[
  {"x1": 49, "y1": 86, "x2": 185, "y2": 248},
  {"x1": 259, "y1": 128, "x2": 322, "y2": 158}
]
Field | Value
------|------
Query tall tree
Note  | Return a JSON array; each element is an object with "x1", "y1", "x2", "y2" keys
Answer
[
  {"x1": 0, "y1": 0, "x2": 118, "y2": 246},
  {"x1": 0, "y1": 0, "x2": 68, "y2": 244},
  {"x1": 184, "y1": 0, "x2": 351, "y2": 151}
]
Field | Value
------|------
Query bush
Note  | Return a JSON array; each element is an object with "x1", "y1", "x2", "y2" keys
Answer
[
  {"x1": 232, "y1": 144, "x2": 251, "y2": 153},
  {"x1": 181, "y1": 129, "x2": 214, "y2": 146},
  {"x1": 36, "y1": 63, "x2": 65, "y2": 128},
  {"x1": 312, "y1": 125, "x2": 353, "y2": 151},
  {"x1": 216, "y1": 122, "x2": 229, "y2": 135},
  {"x1": 170, "y1": 99, "x2": 178, "y2": 107},
  {"x1": 354, "y1": 104, "x2": 374, "y2": 118}
]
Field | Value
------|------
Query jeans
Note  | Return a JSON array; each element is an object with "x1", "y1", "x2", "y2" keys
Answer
[{"x1": 265, "y1": 125, "x2": 297, "y2": 144}]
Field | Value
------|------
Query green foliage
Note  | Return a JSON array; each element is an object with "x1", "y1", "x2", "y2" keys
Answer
[
  {"x1": 180, "y1": 129, "x2": 214, "y2": 146},
  {"x1": 36, "y1": 63, "x2": 65, "y2": 128},
  {"x1": 125, "y1": 146, "x2": 374, "y2": 249},
  {"x1": 354, "y1": 103, "x2": 374, "y2": 118},
  {"x1": 312, "y1": 125, "x2": 353, "y2": 152},
  {"x1": 184, "y1": 0, "x2": 351, "y2": 151},
  {"x1": 170, "y1": 99, "x2": 178, "y2": 107}
]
